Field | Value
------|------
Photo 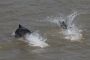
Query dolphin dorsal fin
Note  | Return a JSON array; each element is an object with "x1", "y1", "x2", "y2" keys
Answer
[{"x1": 19, "y1": 24, "x2": 23, "y2": 28}]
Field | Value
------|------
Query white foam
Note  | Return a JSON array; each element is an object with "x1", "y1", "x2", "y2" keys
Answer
[
  {"x1": 63, "y1": 25, "x2": 83, "y2": 41},
  {"x1": 25, "y1": 31, "x2": 49, "y2": 48},
  {"x1": 64, "y1": 12, "x2": 83, "y2": 41},
  {"x1": 48, "y1": 16, "x2": 65, "y2": 27},
  {"x1": 48, "y1": 11, "x2": 83, "y2": 41}
]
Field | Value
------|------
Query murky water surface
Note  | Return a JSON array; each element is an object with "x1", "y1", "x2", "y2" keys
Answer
[{"x1": 0, "y1": 0, "x2": 90, "y2": 60}]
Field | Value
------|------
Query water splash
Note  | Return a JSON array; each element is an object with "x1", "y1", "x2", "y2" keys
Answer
[
  {"x1": 25, "y1": 31, "x2": 49, "y2": 48},
  {"x1": 67, "y1": 12, "x2": 78, "y2": 29},
  {"x1": 64, "y1": 26, "x2": 82, "y2": 41},
  {"x1": 47, "y1": 16, "x2": 65, "y2": 27},
  {"x1": 48, "y1": 12, "x2": 83, "y2": 41}
]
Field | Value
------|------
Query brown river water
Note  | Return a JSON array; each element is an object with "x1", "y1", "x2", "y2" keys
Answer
[{"x1": 0, "y1": 0, "x2": 90, "y2": 60}]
